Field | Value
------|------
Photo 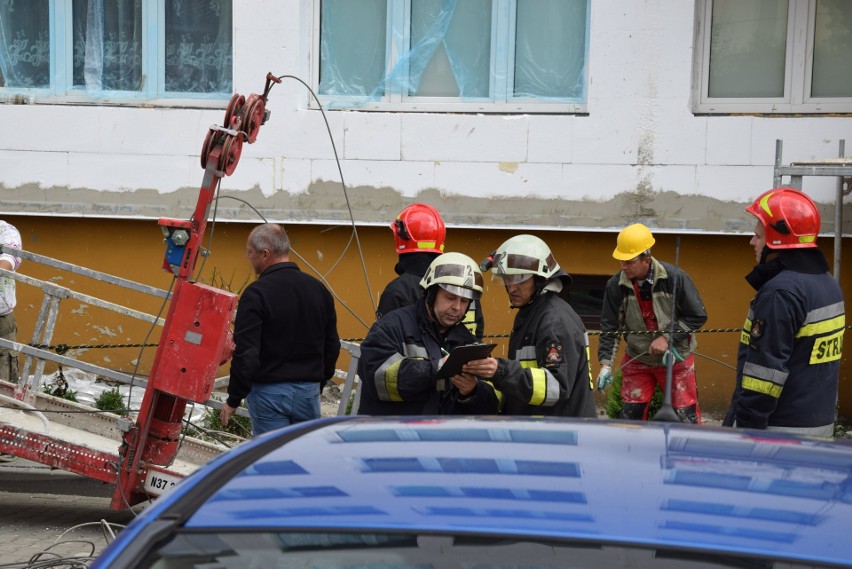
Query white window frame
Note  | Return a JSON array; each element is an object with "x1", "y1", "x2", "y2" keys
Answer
[
  {"x1": 309, "y1": 0, "x2": 589, "y2": 114},
  {"x1": 1, "y1": 0, "x2": 229, "y2": 107},
  {"x1": 693, "y1": 0, "x2": 852, "y2": 114}
]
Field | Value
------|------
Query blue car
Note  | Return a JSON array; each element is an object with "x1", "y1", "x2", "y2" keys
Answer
[{"x1": 93, "y1": 416, "x2": 852, "y2": 568}]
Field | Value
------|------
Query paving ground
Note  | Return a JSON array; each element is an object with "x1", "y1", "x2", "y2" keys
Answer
[{"x1": 0, "y1": 458, "x2": 144, "y2": 565}]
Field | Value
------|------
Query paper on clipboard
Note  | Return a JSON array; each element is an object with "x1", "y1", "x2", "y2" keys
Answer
[{"x1": 436, "y1": 343, "x2": 497, "y2": 379}]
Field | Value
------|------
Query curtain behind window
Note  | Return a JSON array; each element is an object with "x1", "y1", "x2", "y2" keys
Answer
[
  {"x1": 708, "y1": 0, "x2": 788, "y2": 98},
  {"x1": 165, "y1": 0, "x2": 232, "y2": 94},
  {"x1": 812, "y1": 0, "x2": 852, "y2": 98},
  {"x1": 73, "y1": 0, "x2": 143, "y2": 93},
  {"x1": 0, "y1": 0, "x2": 50, "y2": 89}
]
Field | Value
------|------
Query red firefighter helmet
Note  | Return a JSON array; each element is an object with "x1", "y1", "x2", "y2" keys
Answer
[
  {"x1": 391, "y1": 203, "x2": 446, "y2": 254},
  {"x1": 746, "y1": 187, "x2": 820, "y2": 249}
]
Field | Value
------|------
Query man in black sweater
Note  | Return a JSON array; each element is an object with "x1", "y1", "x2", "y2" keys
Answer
[{"x1": 221, "y1": 224, "x2": 340, "y2": 435}]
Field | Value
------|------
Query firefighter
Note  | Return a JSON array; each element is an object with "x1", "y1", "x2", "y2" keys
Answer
[
  {"x1": 359, "y1": 252, "x2": 500, "y2": 415},
  {"x1": 723, "y1": 188, "x2": 844, "y2": 436},
  {"x1": 596, "y1": 223, "x2": 707, "y2": 423},
  {"x1": 476, "y1": 234, "x2": 596, "y2": 417},
  {"x1": 377, "y1": 203, "x2": 485, "y2": 340}
]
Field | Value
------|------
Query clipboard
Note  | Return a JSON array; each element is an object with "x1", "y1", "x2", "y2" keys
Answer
[{"x1": 436, "y1": 343, "x2": 497, "y2": 379}]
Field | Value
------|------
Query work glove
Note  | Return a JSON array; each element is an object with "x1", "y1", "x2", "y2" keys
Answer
[{"x1": 596, "y1": 365, "x2": 613, "y2": 391}]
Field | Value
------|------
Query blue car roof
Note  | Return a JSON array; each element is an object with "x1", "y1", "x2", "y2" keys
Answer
[{"x1": 100, "y1": 417, "x2": 852, "y2": 567}]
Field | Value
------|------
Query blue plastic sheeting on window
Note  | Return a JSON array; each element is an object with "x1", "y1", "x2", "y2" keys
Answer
[
  {"x1": 319, "y1": 0, "x2": 589, "y2": 107},
  {"x1": 514, "y1": 0, "x2": 586, "y2": 99},
  {"x1": 319, "y1": 0, "x2": 387, "y2": 97},
  {"x1": 406, "y1": 0, "x2": 491, "y2": 97},
  {"x1": 0, "y1": 0, "x2": 51, "y2": 89}
]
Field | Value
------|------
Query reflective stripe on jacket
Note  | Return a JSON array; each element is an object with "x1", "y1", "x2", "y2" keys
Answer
[
  {"x1": 494, "y1": 292, "x2": 596, "y2": 417},
  {"x1": 727, "y1": 267, "x2": 844, "y2": 431},
  {"x1": 359, "y1": 299, "x2": 499, "y2": 415}
]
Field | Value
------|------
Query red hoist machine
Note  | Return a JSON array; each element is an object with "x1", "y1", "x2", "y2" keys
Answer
[{"x1": 110, "y1": 73, "x2": 280, "y2": 509}]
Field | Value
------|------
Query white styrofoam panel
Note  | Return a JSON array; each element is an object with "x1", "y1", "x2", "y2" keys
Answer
[
  {"x1": 650, "y1": 164, "x2": 700, "y2": 196},
  {"x1": 706, "y1": 118, "x2": 754, "y2": 166},
  {"x1": 309, "y1": 158, "x2": 434, "y2": 198},
  {"x1": 4, "y1": 105, "x2": 98, "y2": 153},
  {"x1": 343, "y1": 113, "x2": 402, "y2": 161},
  {"x1": 434, "y1": 161, "x2": 563, "y2": 199},
  {"x1": 651, "y1": 105, "x2": 707, "y2": 165},
  {"x1": 695, "y1": 165, "x2": 773, "y2": 204},
  {"x1": 0, "y1": 150, "x2": 69, "y2": 188},
  {"x1": 564, "y1": 163, "x2": 646, "y2": 201},
  {"x1": 527, "y1": 115, "x2": 574, "y2": 164},
  {"x1": 572, "y1": 102, "x2": 642, "y2": 164},
  {"x1": 400, "y1": 114, "x2": 528, "y2": 163},
  {"x1": 273, "y1": 109, "x2": 346, "y2": 160},
  {"x1": 750, "y1": 118, "x2": 852, "y2": 165},
  {"x1": 280, "y1": 158, "x2": 312, "y2": 195},
  {"x1": 68, "y1": 153, "x2": 191, "y2": 193}
]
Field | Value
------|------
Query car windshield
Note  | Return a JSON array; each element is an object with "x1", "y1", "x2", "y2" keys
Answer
[{"x1": 143, "y1": 530, "x2": 836, "y2": 569}]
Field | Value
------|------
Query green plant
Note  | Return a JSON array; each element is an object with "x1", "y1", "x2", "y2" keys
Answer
[
  {"x1": 41, "y1": 368, "x2": 78, "y2": 402},
  {"x1": 200, "y1": 404, "x2": 253, "y2": 439},
  {"x1": 603, "y1": 369, "x2": 663, "y2": 420},
  {"x1": 95, "y1": 387, "x2": 128, "y2": 415}
]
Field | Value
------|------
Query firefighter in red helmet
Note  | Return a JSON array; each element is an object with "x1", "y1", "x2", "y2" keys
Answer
[
  {"x1": 723, "y1": 188, "x2": 844, "y2": 436},
  {"x1": 377, "y1": 204, "x2": 485, "y2": 340}
]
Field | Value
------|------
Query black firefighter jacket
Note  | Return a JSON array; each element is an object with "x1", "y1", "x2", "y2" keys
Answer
[
  {"x1": 492, "y1": 291, "x2": 596, "y2": 417},
  {"x1": 359, "y1": 299, "x2": 499, "y2": 415},
  {"x1": 724, "y1": 251, "x2": 845, "y2": 432}
]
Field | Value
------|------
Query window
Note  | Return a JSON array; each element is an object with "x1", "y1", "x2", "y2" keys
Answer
[
  {"x1": 0, "y1": 0, "x2": 233, "y2": 102},
  {"x1": 314, "y1": 0, "x2": 589, "y2": 113},
  {"x1": 693, "y1": 0, "x2": 852, "y2": 113},
  {"x1": 563, "y1": 274, "x2": 608, "y2": 330}
]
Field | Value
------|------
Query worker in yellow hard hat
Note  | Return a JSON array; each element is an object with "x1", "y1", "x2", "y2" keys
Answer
[{"x1": 596, "y1": 223, "x2": 707, "y2": 423}]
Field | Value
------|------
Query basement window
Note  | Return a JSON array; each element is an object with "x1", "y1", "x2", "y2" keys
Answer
[{"x1": 563, "y1": 274, "x2": 608, "y2": 330}]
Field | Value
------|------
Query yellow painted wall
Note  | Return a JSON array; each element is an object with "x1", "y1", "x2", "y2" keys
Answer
[{"x1": 8, "y1": 215, "x2": 851, "y2": 420}]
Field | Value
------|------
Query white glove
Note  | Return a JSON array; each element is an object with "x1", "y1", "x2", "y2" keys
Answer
[{"x1": 596, "y1": 365, "x2": 613, "y2": 390}]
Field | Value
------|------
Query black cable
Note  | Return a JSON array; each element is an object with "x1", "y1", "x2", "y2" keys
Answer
[{"x1": 276, "y1": 74, "x2": 377, "y2": 315}]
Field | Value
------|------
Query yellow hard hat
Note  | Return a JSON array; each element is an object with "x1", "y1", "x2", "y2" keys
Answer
[{"x1": 612, "y1": 223, "x2": 655, "y2": 261}]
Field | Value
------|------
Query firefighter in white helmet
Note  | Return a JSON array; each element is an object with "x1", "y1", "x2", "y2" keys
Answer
[
  {"x1": 473, "y1": 234, "x2": 596, "y2": 417},
  {"x1": 359, "y1": 252, "x2": 500, "y2": 415},
  {"x1": 597, "y1": 223, "x2": 707, "y2": 423}
]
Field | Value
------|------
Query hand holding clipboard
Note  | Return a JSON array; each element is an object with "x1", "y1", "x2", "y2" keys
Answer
[{"x1": 436, "y1": 343, "x2": 497, "y2": 379}]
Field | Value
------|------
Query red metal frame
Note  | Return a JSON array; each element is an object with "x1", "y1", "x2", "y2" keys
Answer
[{"x1": 108, "y1": 74, "x2": 280, "y2": 509}]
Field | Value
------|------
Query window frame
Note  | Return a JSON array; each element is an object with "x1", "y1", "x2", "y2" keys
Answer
[
  {"x1": 0, "y1": 0, "x2": 230, "y2": 107},
  {"x1": 309, "y1": 0, "x2": 589, "y2": 114},
  {"x1": 692, "y1": 0, "x2": 852, "y2": 114}
]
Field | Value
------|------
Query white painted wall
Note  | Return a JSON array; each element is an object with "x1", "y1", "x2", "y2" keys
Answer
[{"x1": 1, "y1": 0, "x2": 849, "y2": 233}]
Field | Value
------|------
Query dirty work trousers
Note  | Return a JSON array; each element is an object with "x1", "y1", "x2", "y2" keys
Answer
[{"x1": 620, "y1": 354, "x2": 701, "y2": 423}]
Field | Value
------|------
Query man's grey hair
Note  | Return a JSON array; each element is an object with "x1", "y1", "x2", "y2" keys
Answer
[{"x1": 248, "y1": 224, "x2": 290, "y2": 256}]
